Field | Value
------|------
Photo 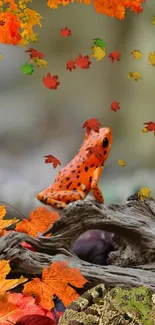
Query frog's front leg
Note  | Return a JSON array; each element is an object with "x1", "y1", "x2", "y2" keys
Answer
[
  {"x1": 91, "y1": 166, "x2": 104, "y2": 204},
  {"x1": 37, "y1": 189, "x2": 86, "y2": 209}
]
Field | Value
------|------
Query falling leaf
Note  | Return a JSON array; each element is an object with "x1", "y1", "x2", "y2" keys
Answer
[
  {"x1": 111, "y1": 101, "x2": 120, "y2": 112},
  {"x1": 93, "y1": 38, "x2": 106, "y2": 49},
  {"x1": 82, "y1": 118, "x2": 102, "y2": 135},
  {"x1": 25, "y1": 48, "x2": 44, "y2": 59},
  {"x1": 15, "y1": 206, "x2": 59, "y2": 237},
  {"x1": 152, "y1": 16, "x2": 155, "y2": 25},
  {"x1": 43, "y1": 73, "x2": 60, "y2": 90},
  {"x1": 23, "y1": 261, "x2": 88, "y2": 310},
  {"x1": 0, "y1": 292, "x2": 55, "y2": 325},
  {"x1": 142, "y1": 127, "x2": 148, "y2": 134},
  {"x1": 108, "y1": 51, "x2": 120, "y2": 62},
  {"x1": 0, "y1": 54, "x2": 2, "y2": 60},
  {"x1": 86, "y1": 145, "x2": 102, "y2": 159},
  {"x1": 44, "y1": 154, "x2": 61, "y2": 168},
  {"x1": 148, "y1": 52, "x2": 155, "y2": 67},
  {"x1": 137, "y1": 187, "x2": 152, "y2": 201},
  {"x1": 0, "y1": 206, "x2": 18, "y2": 231},
  {"x1": 60, "y1": 27, "x2": 72, "y2": 37},
  {"x1": 0, "y1": 260, "x2": 27, "y2": 295},
  {"x1": 21, "y1": 63, "x2": 34, "y2": 75},
  {"x1": 75, "y1": 54, "x2": 91, "y2": 69},
  {"x1": 131, "y1": 50, "x2": 142, "y2": 59},
  {"x1": 31, "y1": 58, "x2": 48, "y2": 68},
  {"x1": 16, "y1": 314, "x2": 57, "y2": 325},
  {"x1": 127, "y1": 72, "x2": 142, "y2": 81},
  {"x1": 66, "y1": 59, "x2": 76, "y2": 71},
  {"x1": 118, "y1": 159, "x2": 126, "y2": 167},
  {"x1": 91, "y1": 46, "x2": 106, "y2": 60},
  {"x1": 143, "y1": 121, "x2": 155, "y2": 136}
]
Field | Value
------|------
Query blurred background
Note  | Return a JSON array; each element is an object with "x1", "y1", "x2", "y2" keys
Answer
[{"x1": 0, "y1": 0, "x2": 155, "y2": 218}]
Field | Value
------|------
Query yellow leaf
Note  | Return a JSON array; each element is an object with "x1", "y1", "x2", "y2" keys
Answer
[
  {"x1": 0, "y1": 206, "x2": 19, "y2": 231},
  {"x1": 91, "y1": 46, "x2": 106, "y2": 60},
  {"x1": 0, "y1": 54, "x2": 2, "y2": 60},
  {"x1": 148, "y1": 52, "x2": 155, "y2": 67},
  {"x1": 137, "y1": 187, "x2": 152, "y2": 201},
  {"x1": 130, "y1": 50, "x2": 142, "y2": 60},
  {"x1": 30, "y1": 58, "x2": 48, "y2": 68},
  {"x1": 152, "y1": 16, "x2": 155, "y2": 25},
  {"x1": 127, "y1": 72, "x2": 142, "y2": 81},
  {"x1": 142, "y1": 127, "x2": 148, "y2": 134},
  {"x1": 118, "y1": 159, "x2": 126, "y2": 167}
]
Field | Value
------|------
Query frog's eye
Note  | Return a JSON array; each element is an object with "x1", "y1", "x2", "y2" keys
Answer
[
  {"x1": 123, "y1": 313, "x2": 133, "y2": 323},
  {"x1": 102, "y1": 137, "x2": 109, "y2": 148}
]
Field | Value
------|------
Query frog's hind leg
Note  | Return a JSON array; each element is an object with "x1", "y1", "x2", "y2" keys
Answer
[{"x1": 37, "y1": 189, "x2": 86, "y2": 209}]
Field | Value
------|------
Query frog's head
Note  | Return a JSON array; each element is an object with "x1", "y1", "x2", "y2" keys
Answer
[{"x1": 85, "y1": 127, "x2": 112, "y2": 165}]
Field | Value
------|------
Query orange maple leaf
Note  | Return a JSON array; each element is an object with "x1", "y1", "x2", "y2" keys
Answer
[
  {"x1": 108, "y1": 51, "x2": 120, "y2": 62},
  {"x1": 0, "y1": 206, "x2": 19, "y2": 231},
  {"x1": 60, "y1": 27, "x2": 72, "y2": 37},
  {"x1": 15, "y1": 207, "x2": 59, "y2": 237},
  {"x1": 25, "y1": 48, "x2": 44, "y2": 59},
  {"x1": 75, "y1": 54, "x2": 91, "y2": 69},
  {"x1": 0, "y1": 260, "x2": 27, "y2": 295},
  {"x1": 23, "y1": 261, "x2": 88, "y2": 310},
  {"x1": 111, "y1": 100, "x2": 120, "y2": 112},
  {"x1": 0, "y1": 292, "x2": 55, "y2": 325},
  {"x1": 143, "y1": 121, "x2": 155, "y2": 136},
  {"x1": 43, "y1": 73, "x2": 60, "y2": 90},
  {"x1": 44, "y1": 154, "x2": 61, "y2": 168},
  {"x1": 82, "y1": 118, "x2": 102, "y2": 136},
  {"x1": 66, "y1": 59, "x2": 76, "y2": 71}
]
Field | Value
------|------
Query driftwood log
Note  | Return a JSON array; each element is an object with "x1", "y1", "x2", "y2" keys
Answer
[{"x1": 0, "y1": 194, "x2": 155, "y2": 290}]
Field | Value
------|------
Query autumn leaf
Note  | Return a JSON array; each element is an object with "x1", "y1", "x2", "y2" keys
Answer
[
  {"x1": 21, "y1": 63, "x2": 34, "y2": 75},
  {"x1": 82, "y1": 118, "x2": 102, "y2": 135},
  {"x1": 93, "y1": 38, "x2": 106, "y2": 49},
  {"x1": 108, "y1": 51, "x2": 120, "y2": 62},
  {"x1": 0, "y1": 206, "x2": 19, "y2": 231},
  {"x1": 91, "y1": 46, "x2": 106, "y2": 60},
  {"x1": 75, "y1": 54, "x2": 91, "y2": 69},
  {"x1": 60, "y1": 27, "x2": 72, "y2": 37},
  {"x1": 131, "y1": 50, "x2": 142, "y2": 59},
  {"x1": 142, "y1": 127, "x2": 148, "y2": 134},
  {"x1": 111, "y1": 101, "x2": 120, "y2": 112},
  {"x1": 152, "y1": 16, "x2": 155, "y2": 25},
  {"x1": 86, "y1": 145, "x2": 102, "y2": 159},
  {"x1": 16, "y1": 314, "x2": 57, "y2": 325},
  {"x1": 43, "y1": 73, "x2": 60, "y2": 90},
  {"x1": 30, "y1": 58, "x2": 48, "y2": 68},
  {"x1": 15, "y1": 206, "x2": 59, "y2": 237},
  {"x1": 118, "y1": 159, "x2": 126, "y2": 167},
  {"x1": 25, "y1": 48, "x2": 44, "y2": 59},
  {"x1": 23, "y1": 261, "x2": 88, "y2": 310},
  {"x1": 0, "y1": 292, "x2": 55, "y2": 325},
  {"x1": 143, "y1": 121, "x2": 155, "y2": 136},
  {"x1": 0, "y1": 260, "x2": 27, "y2": 295},
  {"x1": 44, "y1": 154, "x2": 61, "y2": 168},
  {"x1": 137, "y1": 187, "x2": 152, "y2": 201},
  {"x1": 66, "y1": 59, "x2": 76, "y2": 71},
  {"x1": 127, "y1": 72, "x2": 142, "y2": 81},
  {"x1": 0, "y1": 54, "x2": 2, "y2": 60},
  {"x1": 148, "y1": 52, "x2": 155, "y2": 67}
]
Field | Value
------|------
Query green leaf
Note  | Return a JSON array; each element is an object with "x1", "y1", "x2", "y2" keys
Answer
[
  {"x1": 21, "y1": 63, "x2": 34, "y2": 75},
  {"x1": 93, "y1": 38, "x2": 107, "y2": 50}
]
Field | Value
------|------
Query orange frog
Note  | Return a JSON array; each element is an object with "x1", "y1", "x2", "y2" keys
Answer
[{"x1": 37, "y1": 127, "x2": 112, "y2": 209}]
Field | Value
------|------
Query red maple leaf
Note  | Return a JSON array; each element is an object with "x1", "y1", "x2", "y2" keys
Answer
[
  {"x1": 43, "y1": 73, "x2": 60, "y2": 90},
  {"x1": 75, "y1": 54, "x2": 91, "y2": 69},
  {"x1": 60, "y1": 27, "x2": 72, "y2": 37},
  {"x1": 16, "y1": 314, "x2": 56, "y2": 325},
  {"x1": 82, "y1": 118, "x2": 102, "y2": 135},
  {"x1": 108, "y1": 51, "x2": 120, "y2": 62},
  {"x1": 25, "y1": 48, "x2": 44, "y2": 59},
  {"x1": 44, "y1": 155, "x2": 61, "y2": 168},
  {"x1": 66, "y1": 60, "x2": 76, "y2": 72},
  {"x1": 143, "y1": 121, "x2": 155, "y2": 136},
  {"x1": 86, "y1": 145, "x2": 102, "y2": 159},
  {"x1": 111, "y1": 101, "x2": 120, "y2": 112}
]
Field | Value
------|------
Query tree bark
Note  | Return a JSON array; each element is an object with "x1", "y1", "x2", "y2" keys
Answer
[{"x1": 0, "y1": 194, "x2": 155, "y2": 290}]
